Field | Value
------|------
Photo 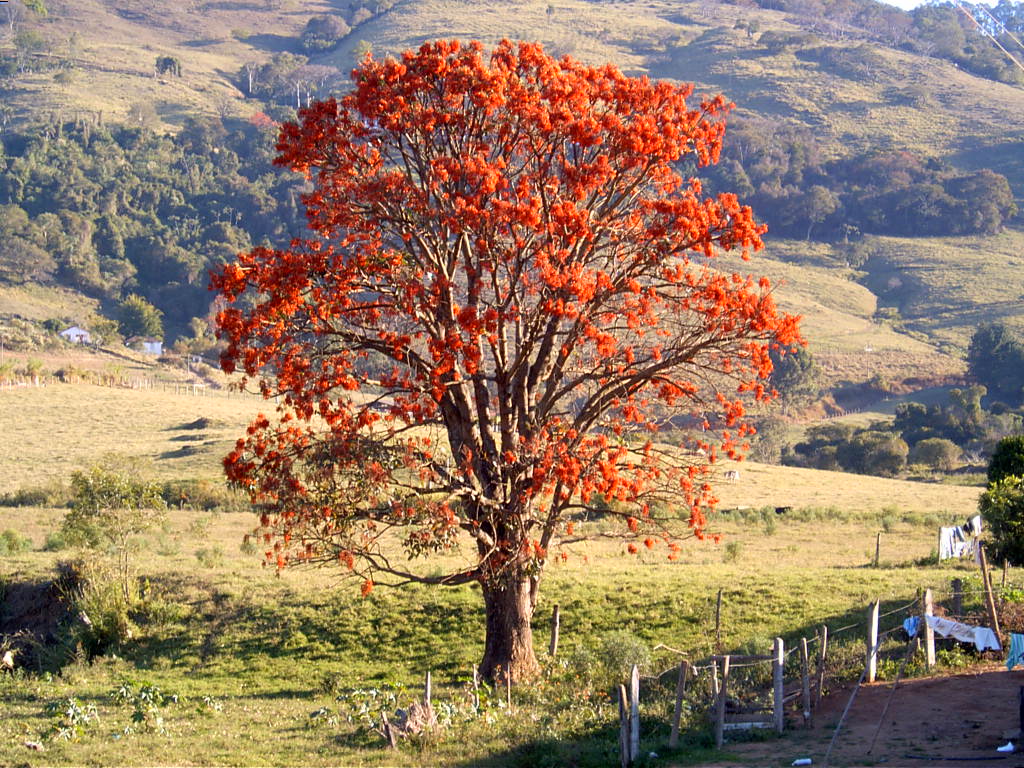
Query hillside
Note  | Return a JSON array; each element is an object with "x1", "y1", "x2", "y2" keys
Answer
[{"x1": 1, "y1": 0, "x2": 1023, "y2": 384}]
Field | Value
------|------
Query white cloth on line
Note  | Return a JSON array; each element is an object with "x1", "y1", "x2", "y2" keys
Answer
[{"x1": 925, "y1": 615, "x2": 1002, "y2": 651}]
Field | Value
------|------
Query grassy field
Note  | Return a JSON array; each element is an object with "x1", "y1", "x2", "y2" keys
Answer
[
  {"x1": 0, "y1": 374, "x2": 1000, "y2": 766},
  {"x1": 864, "y1": 227, "x2": 1024, "y2": 350},
  {"x1": 0, "y1": 382, "x2": 267, "y2": 492},
  {"x1": 0, "y1": 500, "x2": 999, "y2": 766},
  {"x1": 4, "y1": 0, "x2": 1021, "y2": 393}
]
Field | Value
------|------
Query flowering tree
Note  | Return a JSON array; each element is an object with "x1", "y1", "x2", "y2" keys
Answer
[{"x1": 213, "y1": 40, "x2": 801, "y2": 681}]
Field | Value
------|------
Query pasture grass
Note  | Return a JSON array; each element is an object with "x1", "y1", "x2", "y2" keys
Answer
[
  {"x1": 0, "y1": 382, "x2": 266, "y2": 492},
  {"x1": 0, "y1": 492, "x2": 995, "y2": 766}
]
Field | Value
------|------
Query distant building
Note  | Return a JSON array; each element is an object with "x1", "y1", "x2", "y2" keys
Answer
[
  {"x1": 59, "y1": 326, "x2": 92, "y2": 344},
  {"x1": 126, "y1": 336, "x2": 163, "y2": 356}
]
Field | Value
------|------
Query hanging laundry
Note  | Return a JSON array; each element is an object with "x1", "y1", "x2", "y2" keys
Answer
[
  {"x1": 1007, "y1": 633, "x2": 1024, "y2": 671},
  {"x1": 938, "y1": 517, "x2": 983, "y2": 561},
  {"x1": 939, "y1": 527, "x2": 956, "y2": 560},
  {"x1": 925, "y1": 615, "x2": 1002, "y2": 651},
  {"x1": 903, "y1": 616, "x2": 921, "y2": 638}
]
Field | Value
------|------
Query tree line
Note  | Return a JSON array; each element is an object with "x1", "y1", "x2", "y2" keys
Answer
[
  {"x1": 701, "y1": 119, "x2": 1017, "y2": 241},
  {"x1": 0, "y1": 114, "x2": 308, "y2": 339}
]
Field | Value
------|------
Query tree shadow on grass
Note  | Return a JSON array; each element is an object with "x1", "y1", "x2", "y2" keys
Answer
[{"x1": 243, "y1": 33, "x2": 298, "y2": 55}]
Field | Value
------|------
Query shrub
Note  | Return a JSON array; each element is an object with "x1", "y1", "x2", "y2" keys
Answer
[
  {"x1": 0, "y1": 529, "x2": 32, "y2": 554},
  {"x1": 723, "y1": 540, "x2": 743, "y2": 562},
  {"x1": 597, "y1": 630, "x2": 651, "y2": 685},
  {"x1": 980, "y1": 475, "x2": 1024, "y2": 565},
  {"x1": 0, "y1": 480, "x2": 72, "y2": 507},
  {"x1": 989, "y1": 435, "x2": 1024, "y2": 484},
  {"x1": 911, "y1": 437, "x2": 961, "y2": 471},
  {"x1": 195, "y1": 546, "x2": 225, "y2": 568}
]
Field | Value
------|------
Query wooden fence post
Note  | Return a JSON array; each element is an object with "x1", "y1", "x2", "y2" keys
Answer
[
  {"x1": 506, "y1": 672, "x2": 512, "y2": 712},
  {"x1": 669, "y1": 660, "x2": 689, "y2": 749},
  {"x1": 715, "y1": 655, "x2": 730, "y2": 748},
  {"x1": 629, "y1": 664, "x2": 640, "y2": 764},
  {"x1": 472, "y1": 664, "x2": 480, "y2": 709},
  {"x1": 773, "y1": 637, "x2": 785, "y2": 734},
  {"x1": 815, "y1": 624, "x2": 828, "y2": 711},
  {"x1": 924, "y1": 588, "x2": 935, "y2": 669},
  {"x1": 618, "y1": 684, "x2": 630, "y2": 768},
  {"x1": 867, "y1": 600, "x2": 880, "y2": 683},
  {"x1": 952, "y1": 578, "x2": 963, "y2": 618},
  {"x1": 710, "y1": 660, "x2": 719, "y2": 699},
  {"x1": 875, "y1": 531, "x2": 881, "y2": 567},
  {"x1": 980, "y1": 545, "x2": 1002, "y2": 638},
  {"x1": 715, "y1": 588, "x2": 723, "y2": 652},
  {"x1": 549, "y1": 604, "x2": 560, "y2": 657},
  {"x1": 800, "y1": 637, "x2": 811, "y2": 726},
  {"x1": 381, "y1": 711, "x2": 398, "y2": 749},
  {"x1": 424, "y1": 669, "x2": 432, "y2": 706}
]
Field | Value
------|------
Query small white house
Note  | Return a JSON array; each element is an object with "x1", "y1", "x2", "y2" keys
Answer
[
  {"x1": 126, "y1": 336, "x2": 163, "y2": 356},
  {"x1": 59, "y1": 326, "x2": 92, "y2": 344}
]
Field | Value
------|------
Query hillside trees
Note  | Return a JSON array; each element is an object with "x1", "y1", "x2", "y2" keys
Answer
[
  {"x1": 0, "y1": 118, "x2": 309, "y2": 339},
  {"x1": 213, "y1": 40, "x2": 801, "y2": 681},
  {"x1": 968, "y1": 323, "x2": 1024, "y2": 405},
  {"x1": 702, "y1": 121, "x2": 1017, "y2": 241},
  {"x1": 117, "y1": 293, "x2": 163, "y2": 339}
]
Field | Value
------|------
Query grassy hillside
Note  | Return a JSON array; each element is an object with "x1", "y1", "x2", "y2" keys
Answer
[{"x1": 2, "y1": 0, "x2": 1023, "y2": 382}]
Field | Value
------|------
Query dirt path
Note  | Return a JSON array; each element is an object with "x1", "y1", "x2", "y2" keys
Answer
[{"x1": 704, "y1": 664, "x2": 1024, "y2": 767}]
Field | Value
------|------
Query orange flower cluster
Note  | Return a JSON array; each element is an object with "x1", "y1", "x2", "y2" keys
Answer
[{"x1": 212, "y1": 39, "x2": 801, "y2": 593}]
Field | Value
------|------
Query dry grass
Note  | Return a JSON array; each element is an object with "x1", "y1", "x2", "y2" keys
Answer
[
  {"x1": 0, "y1": 382, "x2": 267, "y2": 491},
  {"x1": 866, "y1": 228, "x2": 1024, "y2": 350}
]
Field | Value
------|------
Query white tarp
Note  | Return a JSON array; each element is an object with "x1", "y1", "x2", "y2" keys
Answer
[{"x1": 925, "y1": 615, "x2": 1001, "y2": 651}]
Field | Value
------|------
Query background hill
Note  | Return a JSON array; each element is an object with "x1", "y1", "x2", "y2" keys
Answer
[{"x1": 0, "y1": 0, "x2": 1022, "y2": 390}]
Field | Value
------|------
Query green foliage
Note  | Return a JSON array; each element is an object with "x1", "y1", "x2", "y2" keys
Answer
[
  {"x1": 111, "y1": 680, "x2": 178, "y2": 735},
  {"x1": 980, "y1": 475, "x2": 1024, "y2": 565},
  {"x1": 704, "y1": 123, "x2": 1016, "y2": 241},
  {"x1": 117, "y1": 293, "x2": 163, "y2": 339},
  {"x1": 769, "y1": 345, "x2": 821, "y2": 404},
  {"x1": 300, "y1": 15, "x2": 351, "y2": 52},
  {"x1": 989, "y1": 435, "x2": 1024, "y2": 484},
  {"x1": 195, "y1": 546, "x2": 225, "y2": 568},
  {"x1": 63, "y1": 457, "x2": 166, "y2": 602},
  {"x1": 910, "y1": 437, "x2": 961, "y2": 471},
  {"x1": 790, "y1": 422, "x2": 912, "y2": 477},
  {"x1": 0, "y1": 120, "x2": 308, "y2": 338},
  {"x1": 893, "y1": 386, "x2": 1020, "y2": 455},
  {"x1": 969, "y1": 323, "x2": 1024, "y2": 405},
  {"x1": 0, "y1": 528, "x2": 32, "y2": 554},
  {"x1": 42, "y1": 697, "x2": 98, "y2": 742},
  {"x1": 0, "y1": 479, "x2": 72, "y2": 507},
  {"x1": 723, "y1": 540, "x2": 743, "y2": 562}
]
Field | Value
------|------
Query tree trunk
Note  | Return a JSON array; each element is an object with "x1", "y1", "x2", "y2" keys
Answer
[{"x1": 479, "y1": 577, "x2": 540, "y2": 682}]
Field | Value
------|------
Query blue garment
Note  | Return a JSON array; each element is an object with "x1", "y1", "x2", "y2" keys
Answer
[
  {"x1": 1007, "y1": 633, "x2": 1024, "y2": 671},
  {"x1": 903, "y1": 616, "x2": 921, "y2": 638}
]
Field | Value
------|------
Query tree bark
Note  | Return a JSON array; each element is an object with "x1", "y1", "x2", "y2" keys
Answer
[{"x1": 479, "y1": 577, "x2": 540, "y2": 682}]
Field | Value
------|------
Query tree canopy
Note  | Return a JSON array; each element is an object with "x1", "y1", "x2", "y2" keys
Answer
[{"x1": 214, "y1": 40, "x2": 801, "y2": 680}]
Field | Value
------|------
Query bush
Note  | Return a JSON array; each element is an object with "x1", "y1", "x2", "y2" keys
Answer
[
  {"x1": 723, "y1": 540, "x2": 743, "y2": 562},
  {"x1": 44, "y1": 530, "x2": 68, "y2": 551},
  {"x1": 0, "y1": 480, "x2": 72, "y2": 507},
  {"x1": 195, "y1": 546, "x2": 225, "y2": 568},
  {"x1": 911, "y1": 437, "x2": 961, "y2": 471},
  {"x1": 980, "y1": 475, "x2": 1024, "y2": 565},
  {"x1": 989, "y1": 435, "x2": 1024, "y2": 484},
  {"x1": 0, "y1": 529, "x2": 32, "y2": 554}
]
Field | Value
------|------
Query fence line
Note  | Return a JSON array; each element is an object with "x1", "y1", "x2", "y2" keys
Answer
[{"x1": 617, "y1": 572, "x2": 1011, "y2": 765}]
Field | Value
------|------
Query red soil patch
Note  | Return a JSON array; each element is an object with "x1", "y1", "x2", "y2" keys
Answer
[{"x1": 706, "y1": 664, "x2": 1024, "y2": 767}]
